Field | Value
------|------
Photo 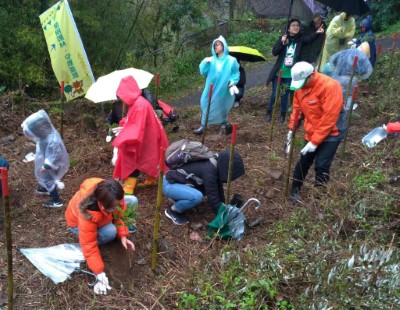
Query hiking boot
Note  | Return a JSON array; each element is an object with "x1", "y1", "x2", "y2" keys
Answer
[
  {"x1": 266, "y1": 111, "x2": 272, "y2": 123},
  {"x1": 35, "y1": 186, "x2": 50, "y2": 195},
  {"x1": 290, "y1": 187, "x2": 300, "y2": 205},
  {"x1": 42, "y1": 200, "x2": 63, "y2": 208},
  {"x1": 193, "y1": 126, "x2": 204, "y2": 135},
  {"x1": 165, "y1": 207, "x2": 188, "y2": 225},
  {"x1": 279, "y1": 112, "x2": 286, "y2": 124}
]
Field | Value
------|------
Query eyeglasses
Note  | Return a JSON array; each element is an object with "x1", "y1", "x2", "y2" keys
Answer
[{"x1": 290, "y1": 24, "x2": 300, "y2": 28}]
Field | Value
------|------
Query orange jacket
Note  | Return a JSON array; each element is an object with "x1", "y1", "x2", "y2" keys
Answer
[
  {"x1": 289, "y1": 71, "x2": 344, "y2": 145},
  {"x1": 65, "y1": 178, "x2": 129, "y2": 274}
]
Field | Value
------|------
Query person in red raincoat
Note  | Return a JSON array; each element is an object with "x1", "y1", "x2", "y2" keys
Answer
[{"x1": 112, "y1": 76, "x2": 169, "y2": 194}]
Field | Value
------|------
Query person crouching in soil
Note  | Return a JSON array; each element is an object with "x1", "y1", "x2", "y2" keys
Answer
[
  {"x1": 162, "y1": 149, "x2": 245, "y2": 225},
  {"x1": 112, "y1": 76, "x2": 169, "y2": 194},
  {"x1": 65, "y1": 178, "x2": 135, "y2": 295}
]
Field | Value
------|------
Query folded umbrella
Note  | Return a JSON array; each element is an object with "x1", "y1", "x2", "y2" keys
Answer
[
  {"x1": 229, "y1": 46, "x2": 267, "y2": 62},
  {"x1": 85, "y1": 68, "x2": 154, "y2": 103}
]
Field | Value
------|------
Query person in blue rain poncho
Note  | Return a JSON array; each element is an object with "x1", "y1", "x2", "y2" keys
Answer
[
  {"x1": 194, "y1": 36, "x2": 240, "y2": 134},
  {"x1": 21, "y1": 110, "x2": 69, "y2": 208},
  {"x1": 356, "y1": 15, "x2": 376, "y2": 67}
]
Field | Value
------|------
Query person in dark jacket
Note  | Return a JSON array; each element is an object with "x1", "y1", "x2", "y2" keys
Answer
[
  {"x1": 233, "y1": 59, "x2": 246, "y2": 108},
  {"x1": 162, "y1": 150, "x2": 245, "y2": 225},
  {"x1": 266, "y1": 18, "x2": 324, "y2": 124},
  {"x1": 299, "y1": 14, "x2": 326, "y2": 65},
  {"x1": 356, "y1": 15, "x2": 376, "y2": 67}
]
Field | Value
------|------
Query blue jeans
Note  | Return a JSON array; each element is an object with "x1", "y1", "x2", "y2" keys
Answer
[
  {"x1": 267, "y1": 76, "x2": 292, "y2": 113},
  {"x1": 69, "y1": 222, "x2": 117, "y2": 245},
  {"x1": 162, "y1": 177, "x2": 203, "y2": 212}
]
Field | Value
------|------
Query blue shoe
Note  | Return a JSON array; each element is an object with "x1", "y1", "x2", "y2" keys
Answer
[{"x1": 128, "y1": 224, "x2": 137, "y2": 234}]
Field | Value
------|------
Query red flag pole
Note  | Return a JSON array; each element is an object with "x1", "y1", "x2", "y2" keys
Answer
[
  {"x1": 1, "y1": 168, "x2": 13, "y2": 309},
  {"x1": 225, "y1": 123, "x2": 238, "y2": 204},
  {"x1": 151, "y1": 148, "x2": 165, "y2": 271}
]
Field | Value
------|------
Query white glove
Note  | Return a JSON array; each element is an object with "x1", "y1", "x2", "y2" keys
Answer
[
  {"x1": 301, "y1": 142, "x2": 317, "y2": 155},
  {"x1": 229, "y1": 85, "x2": 239, "y2": 96},
  {"x1": 111, "y1": 126, "x2": 123, "y2": 136},
  {"x1": 93, "y1": 272, "x2": 112, "y2": 295},
  {"x1": 205, "y1": 57, "x2": 213, "y2": 63},
  {"x1": 111, "y1": 147, "x2": 118, "y2": 166},
  {"x1": 106, "y1": 130, "x2": 112, "y2": 142},
  {"x1": 287, "y1": 130, "x2": 293, "y2": 142}
]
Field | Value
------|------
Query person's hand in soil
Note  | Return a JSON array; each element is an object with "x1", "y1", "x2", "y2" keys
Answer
[{"x1": 121, "y1": 236, "x2": 135, "y2": 251}]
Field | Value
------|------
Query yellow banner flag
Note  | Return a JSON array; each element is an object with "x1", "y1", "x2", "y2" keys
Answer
[{"x1": 39, "y1": 0, "x2": 94, "y2": 101}]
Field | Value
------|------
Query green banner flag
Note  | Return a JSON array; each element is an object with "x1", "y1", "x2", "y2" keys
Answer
[{"x1": 39, "y1": 0, "x2": 94, "y2": 101}]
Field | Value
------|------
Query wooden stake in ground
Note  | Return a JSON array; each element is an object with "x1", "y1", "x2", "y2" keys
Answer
[
  {"x1": 388, "y1": 33, "x2": 398, "y2": 75},
  {"x1": 151, "y1": 148, "x2": 166, "y2": 271},
  {"x1": 60, "y1": 81, "x2": 64, "y2": 139},
  {"x1": 1, "y1": 167, "x2": 13, "y2": 310},
  {"x1": 284, "y1": 110, "x2": 301, "y2": 198},
  {"x1": 201, "y1": 83, "x2": 214, "y2": 145},
  {"x1": 154, "y1": 72, "x2": 160, "y2": 109},
  {"x1": 317, "y1": 36, "x2": 327, "y2": 72},
  {"x1": 340, "y1": 85, "x2": 359, "y2": 161},
  {"x1": 225, "y1": 123, "x2": 238, "y2": 204},
  {"x1": 269, "y1": 70, "x2": 282, "y2": 143}
]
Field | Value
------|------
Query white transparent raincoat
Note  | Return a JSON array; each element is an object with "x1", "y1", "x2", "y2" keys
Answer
[{"x1": 21, "y1": 110, "x2": 69, "y2": 191}]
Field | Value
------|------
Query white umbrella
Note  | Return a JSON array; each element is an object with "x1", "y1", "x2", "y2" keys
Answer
[{"x1": 85, "y1": 68, "x2": 154, "y2": 103}]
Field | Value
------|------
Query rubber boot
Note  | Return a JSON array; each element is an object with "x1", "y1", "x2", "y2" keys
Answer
[
  {"x1": 123, "y1": 177, "x2": 137, "y2": 195},
  {"x1": 137, "y1": 175, "x2": 158, "y2": 188},
  {"x1": 290, "y1": 186, "x2": 301, "y2": 205}
]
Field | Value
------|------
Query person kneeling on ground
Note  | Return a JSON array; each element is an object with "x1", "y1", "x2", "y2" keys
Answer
[
  {"x1": 287, "y1": 62, "x2": 347, "y2": 204},
  {"x1": 65, "y1": 178, "x2": 136, "y2": 295},
  {"x1": 162, "y1": 150, "x2": 245, "y2": 225}
]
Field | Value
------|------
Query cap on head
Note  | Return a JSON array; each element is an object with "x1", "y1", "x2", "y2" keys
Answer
[{"x1": 290, "y1": 61, "x2": 314, "y2": 90}]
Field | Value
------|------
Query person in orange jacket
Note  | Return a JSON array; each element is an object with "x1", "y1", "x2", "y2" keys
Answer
[
  {"x1": 65, "y1": 178, "x2": 135, "y2": 295},
  {"x1": 287, "y1": 62, "x2": 347, "y2": 204}
]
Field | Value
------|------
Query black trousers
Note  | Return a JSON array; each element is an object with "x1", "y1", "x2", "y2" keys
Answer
[{"x1": 292, "y1": 140, "x2": 341, "y2": 190}]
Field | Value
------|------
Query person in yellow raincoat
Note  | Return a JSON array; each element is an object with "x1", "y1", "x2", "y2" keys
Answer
[{"x1": 320, "y1": 12, "x2": 355, "y2": 69}]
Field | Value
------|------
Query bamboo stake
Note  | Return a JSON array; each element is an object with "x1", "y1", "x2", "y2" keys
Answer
[
  {"x1": 60, "y1": 81, "x2": 64, "y2": 139},
  {"x1": 1, "y1": 168, "x2": 13, "y2": 310},
  {"x1": 317, "y1": 35, "x2": 327, "y2": 72},
  {"x1": 269, "y1": 70, "x2": 282, "y2": 143},
  {"x1": 284, "y1": 110, "x2": 301, "y2": 198},
  {"x1": 201, "y1": 83, "x2": 214, "y2": 145},
  {"x1": 225, "y1": 123, "x2": 238, "y2": 204},
  {"x1": 154, "y1": 72, "x2": 160, "y2": 109},
  {"x1": 151, "y1": 148, "x2": 166, "y2": 271},
  {"x1": 340, "y1": 85, "x2": 359, "y2": 161},
  {"x1": 388, "y1": 33, "x2": 398, "y2": 76}
]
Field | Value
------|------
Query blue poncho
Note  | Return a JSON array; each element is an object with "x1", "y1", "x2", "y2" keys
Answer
[{"x1": 199, "y1": 36, "x2": 240, "y2": 125}]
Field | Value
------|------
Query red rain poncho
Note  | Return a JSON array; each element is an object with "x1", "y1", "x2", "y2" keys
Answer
[{"x1": 112, "y1": 76, "x2": 169, "y2": 180}]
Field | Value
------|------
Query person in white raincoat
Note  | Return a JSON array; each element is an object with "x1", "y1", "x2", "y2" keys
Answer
[
  {"x1": 320, "y1": 12, "x2": 355, "y2": 69},
  {"x1": 194, "y1": 35, "x2": 240, "y2": 134},
  {"x1": 21, "y1": 110, "x2": 69, "y2": 208}
]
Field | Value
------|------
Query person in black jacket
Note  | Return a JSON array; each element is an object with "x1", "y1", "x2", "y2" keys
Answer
[
  {"x1": 162, "y1": 150, "x2": 245, "y2": 225},
  {"x1": 299, "y1": 14, "x2": 326, "y2": 66},
  {"x1": 266, "y1": 18, "x2": 324, "y2": 124},
  {"x1": 233, "y1": 59, "x2": 246, "y2": 108}
]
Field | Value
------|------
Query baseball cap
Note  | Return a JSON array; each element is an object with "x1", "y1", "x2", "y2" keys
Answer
[{"x1": 290, "y1": 61, "x2": 314, "y2": 90}]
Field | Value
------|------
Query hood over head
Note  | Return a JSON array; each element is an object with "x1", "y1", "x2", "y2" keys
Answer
[
  {"x1": 21, "y1": 109, "x2": 55, "y2": 140},
  {"x1": 216, "y1": 149, "x2": 245, "y2": 183},
  {"x1": 360, "y1": 15, "x2": 373, "y2": 31},
  {"x1": 211, "y1": 35, "x2": 229, "y2": 59},
  {"x1": 116, "y1": 76, "x2": 142, "y2": 106}
]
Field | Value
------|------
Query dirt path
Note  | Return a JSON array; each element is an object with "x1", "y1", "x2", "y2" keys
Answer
[{"x1": 170, "y1": 36, "x2": 398, "y2": 108}]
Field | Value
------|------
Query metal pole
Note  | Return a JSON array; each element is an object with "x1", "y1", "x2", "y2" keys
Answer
[
  {"x1": 225, "y1": 123, "x2": 238, "y2": 204},
  {"x1": 201, "y1": 83, "x2": 214, "y2": 145},
  {"x1": 1, "y1": 168, "x2": 13, "y2": 310},
  {"x1": 151, "y1": 148, "x2": 165, "y2": 271}
]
